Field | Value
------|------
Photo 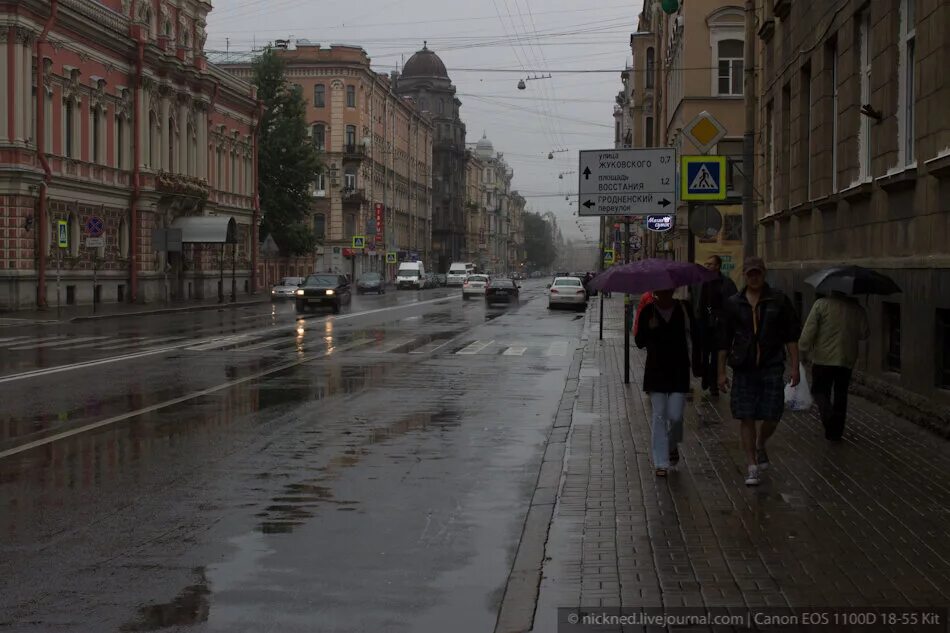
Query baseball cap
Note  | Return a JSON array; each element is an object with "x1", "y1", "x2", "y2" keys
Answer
[{"x1": 743, "y1": 256, "x2": 766, "y2": 274}]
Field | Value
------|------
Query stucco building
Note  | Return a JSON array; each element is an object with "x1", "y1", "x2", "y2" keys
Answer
[
  {"x1": 0, "y1": 0, "x2": 260, "y2": 310},
  {"x1": 220, "y1": 43, "x2": 433, "y2": 279},
  {"x1": 756, "y1": 0, "x2": 950, "y2": 410}
]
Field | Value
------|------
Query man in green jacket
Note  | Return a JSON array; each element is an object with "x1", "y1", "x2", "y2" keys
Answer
[{"x1": 798, "y1": 292, "x2": 870, "y2": 440}]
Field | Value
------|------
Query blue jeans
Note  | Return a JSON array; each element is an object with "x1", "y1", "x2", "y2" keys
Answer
[{"x1": 649, "y1": 392, "x2": 686, "y2": 468}]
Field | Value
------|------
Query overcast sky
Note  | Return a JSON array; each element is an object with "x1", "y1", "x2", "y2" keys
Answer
[{"x1": 206, "y1": 0, "x2": 641, "y2": 241}]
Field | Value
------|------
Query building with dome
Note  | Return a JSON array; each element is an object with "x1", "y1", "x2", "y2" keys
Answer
[{"x1": 394, "y1": 44, "x2": 466, "y2": 272}]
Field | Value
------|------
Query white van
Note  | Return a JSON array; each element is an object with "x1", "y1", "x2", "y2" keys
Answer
[
  {"x1": 396, "y1": 261, "x2": 426, "y2": 290},
  {"x1": 446, "y1": 262, "x2": 475, "y2": 286}
]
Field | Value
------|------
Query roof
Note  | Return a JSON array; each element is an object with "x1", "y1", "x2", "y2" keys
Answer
[
  {"x1": 171, "y1": 216, "x2": 237, "y2": 244},
  {"x1": 402, "y1": 43, "x2": 448, "y2": 79}
]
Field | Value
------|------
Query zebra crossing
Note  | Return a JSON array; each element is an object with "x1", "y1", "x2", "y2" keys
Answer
[{"x1": 0, "y1": 333, "x2": 190, "y2": 353}]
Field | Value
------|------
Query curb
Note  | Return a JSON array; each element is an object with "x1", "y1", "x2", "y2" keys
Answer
[{"x1": 70, "y1": 298, "x2": 270, "y2": 322}]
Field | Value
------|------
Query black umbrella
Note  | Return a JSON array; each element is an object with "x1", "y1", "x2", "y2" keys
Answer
[{"x1": 804, "y1": 266, "x2": 901, "y2": 295}]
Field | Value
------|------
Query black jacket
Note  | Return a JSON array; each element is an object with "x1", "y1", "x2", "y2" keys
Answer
[
  {"x1": 719, "y1": 284, "x2": 800, "y2": 371},
  {"x1": 634, "y1": 300, "x2": 700, "y2": 393}
]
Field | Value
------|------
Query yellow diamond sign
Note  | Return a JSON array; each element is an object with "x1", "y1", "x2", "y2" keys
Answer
[{"x1": 683, "y1": 111, "x2": 727, "y2": 154}]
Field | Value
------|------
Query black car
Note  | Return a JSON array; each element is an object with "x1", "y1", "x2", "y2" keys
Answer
[
  {"x1": 295, "y1": 274, "x2": 352, "y2": 314},
  {"x1": 485, "y1": 277, "x2": 520, "y2": 304},
  {"x1": 356, "y1": 271, "x2": 385, "y2": 295}
]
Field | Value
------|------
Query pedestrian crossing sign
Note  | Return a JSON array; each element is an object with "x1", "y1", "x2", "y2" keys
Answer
[
  {"x1": 57, "y1": 220, "x2": 68, "y2": 248},
  {"x1": 603, "y1": 248, "x2": 615, "y2": 265},
  {"x1": 386, "y1": 251, "x2": 397, "y2": 264},
  {"x1": 352, "y1": 235, "x2": 366, "y2": 249},
  {"x1": 681, "y1": 155, "x2": 726, "y2": 200}
]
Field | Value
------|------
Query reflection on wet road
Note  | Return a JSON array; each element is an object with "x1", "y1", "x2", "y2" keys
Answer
[{"x1": 0, "y1": 280, "x2": 583, "y2": 632}]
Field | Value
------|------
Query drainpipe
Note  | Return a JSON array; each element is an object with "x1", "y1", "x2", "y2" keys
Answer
[
  {"x1": 251, "y1": 102, "x2": 262, "y2": 293},
  {"x1": 35, "y1": 0, "x2": 59, "y2": 308},
  {"x1": 129, "y1": 38, "x2": 144, "y2": 303}
]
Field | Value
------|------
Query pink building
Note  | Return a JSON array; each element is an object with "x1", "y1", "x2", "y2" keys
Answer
[{"x1": 0, "y1": 0, "x2": 260, "y2": 310}]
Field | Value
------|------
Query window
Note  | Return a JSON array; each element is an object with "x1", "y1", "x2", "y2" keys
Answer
[
  {"x1": 644, "y1": 117, "x2": 654, "y2": 147},
  {"x1": 346, "y1": 85, "x2": 356, "y2": 108},
  {"x1": 782, "y1": 83, "x2": 791, "y2": 204},
  {"x1": 116, "y1": 116, "x2": 124, "y2": 169},
  {"x1": 64, "y1": 100, "x2": 74, "y2": 158},
  {"x1": 438, "y1": 99, "x2": 445, "y2": 114},
  {"x1": 766, "y1": 101, "x2": 774, "y2": 212},
  {"x1": 313, "y1": 213, "x2": 326, "y2": 240},
  {"x1": 314, "y1": 171, "x2": 326, "y2": 196},
  {"x1": 344, "y1": 170, "x2": 357, "y2": 190},
  {"x1": 722, "y1": 214, "x2": 742, "y2": 241},
  {"x1": 345, "y1": 125, "x2": 356, "y2": 148},
  {"x1": 717, "y1": 40, "x2": 744, "y2": 95},
  {"x1": 900, "y1": 0, "x2": 916, "y2": 165},
  {"x1": 312, "y1": 123, "x2": 325, "y2": 150},
  {"x1": 884, "y1": 302, "x2": 901, "y2": 372},
  {"x1": 858, "y1": 11, "x2": 871, "y2": 179},
  {"x1": 92, "y1": 108, "x2": 101, "y2": 164},
  {"x1": 344, "y1": 213, "x2": 356, "y2": 237},
  {"x1": 801, "y1": 64, "x2": 812, "y2": 199},
  {"x1": 645, "y1": 47, "x2": 655, "y2": 89},
  {"x1": 67, "y1": 212, "x2": 79, "y2": 257},
  {"x1": 167, "y1": 117, "x2": 175, "y2": 171},
  {"x1": 827, "y1": 39, "x2": 838, "y2": 192},
  {"x1": 938, "y1": 309, "x2": 950, "y2": 388},
  {"x1": 314, "y1": 84, "x2": 325, "y2": 108}
]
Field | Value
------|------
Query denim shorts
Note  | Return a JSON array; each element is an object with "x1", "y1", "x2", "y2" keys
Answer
[{"x1": 731, "y1": 365, "x2": 785, "y2": 421}]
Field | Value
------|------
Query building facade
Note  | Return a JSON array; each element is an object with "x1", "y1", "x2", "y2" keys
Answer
[
  {"x1": 0, "y1": 0, "x2": 260, "y2": 310},
  {"x1": 463, "y1": 148, "x2": 488, "y2": 268},
  {"x1": 393, "y1": 45, "x2": 466, "y2": 273},
  {"x1": 221, "y1": 43, "x2": 433, "y2": 279},
  {"x1": 756, "y1": 0, "x2": 950, "y2": 409}
]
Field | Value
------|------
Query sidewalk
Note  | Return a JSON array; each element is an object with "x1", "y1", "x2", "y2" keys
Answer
[
  {"x1": 0, "y1": 295, "x2": 269, "y2": 325},
  {"x1": 500, "y1": 295, "x2": 950, "y2": 632}
]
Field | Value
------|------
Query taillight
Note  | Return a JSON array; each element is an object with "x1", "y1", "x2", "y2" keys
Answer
[
  {"x1": 550, "y1": 289, "x2": 559, "y2": 294},
  {"x1": 576, "y1": 290, "x2": 585, "y2": 295},
  {"x1": 463, "y1": 282, "x2": 469, "y2": 287}
]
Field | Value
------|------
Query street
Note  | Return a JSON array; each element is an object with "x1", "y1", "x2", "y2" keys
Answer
[{"x1": 0, "y1": 280, "x2": 581, "y2": 633}]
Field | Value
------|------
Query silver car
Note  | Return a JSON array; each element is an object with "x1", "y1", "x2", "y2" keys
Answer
[
  {"x1": 271, "y1": 276, "x2": 305, "y2": 300},
  {"x1": 548, "y1": 277, "x2": 588, "y2": 310},
  {"x1": 462, "y1": 274, "x2": 489, "y2": 300}
]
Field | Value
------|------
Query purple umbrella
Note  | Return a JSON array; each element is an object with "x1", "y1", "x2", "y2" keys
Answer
[{"x1": 590, "y1": 258, "x2": 718, "y2": 294}]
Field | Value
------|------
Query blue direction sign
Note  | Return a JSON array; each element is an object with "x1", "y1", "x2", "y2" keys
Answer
[
  {"x1": 85, "y1": 215, "x2": 104, "y2": 237},
  {"x1": 646, "y1": 214, "x2": 674, "y2": 232},
  {"x1": 681, "y1": 155, "x2": 726, "y2": 201}
]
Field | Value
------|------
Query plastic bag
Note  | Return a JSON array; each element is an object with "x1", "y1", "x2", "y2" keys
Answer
[{"x1": 784, "y1": 363, "x2": 813, "y2": 411}]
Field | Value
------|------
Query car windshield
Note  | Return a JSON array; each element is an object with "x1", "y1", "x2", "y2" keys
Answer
[
  {"x1": 303, "y1": 275, "x2": 338, "y2": 286},
  {"x1": 554, "y1": 278, "x2": 581, "y2": 286},
  {"x1": 360, "y1": 273, "x2": 381, "y2": 281},
  {"x1": 467, "y1": 275, "x2": 488, "y2": 282},
  {"x1": 277, "y1": 277, "x2": 303, "y2": 286},
  {"x1": 399, "y1": 269, "x2": 420, "y2": 277},
  {"x1": 449, "y1": 267, "x2": 469, "y2": 273},
  {"x1": 491, "y1": 279, "x2": 515, "y2": 287}
]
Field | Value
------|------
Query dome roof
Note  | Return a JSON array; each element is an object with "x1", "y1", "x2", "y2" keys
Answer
[
  {"x1": 475, "y1": 132, "x2": 494, "y2": 157},
  {"x1": 402, "y1": 42, "x2": 448, "y2": 79}
]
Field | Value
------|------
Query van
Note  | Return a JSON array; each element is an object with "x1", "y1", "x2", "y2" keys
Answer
[
  {"x1": 446, "y1": 262, "x2": 475, "y2": 286},
  {"x1": 396, "y1": 261, "x2": 426, "y2": 290}
]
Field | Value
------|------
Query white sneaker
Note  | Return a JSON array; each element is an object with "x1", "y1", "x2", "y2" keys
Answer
[{"x1": 745, "y1": 465, "x2": 761, "y2": 486}]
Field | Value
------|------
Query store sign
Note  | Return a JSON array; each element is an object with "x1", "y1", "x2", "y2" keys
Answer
[
  {"x1": 646, "y1": 214, "x2": 674, "y2": 232},
  {"x1": 374, "y1": 203, "x2": 384, "y2": 243}
]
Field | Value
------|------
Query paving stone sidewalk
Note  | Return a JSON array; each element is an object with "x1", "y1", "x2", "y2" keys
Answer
[{"x1": 525, "y1": 296, "x2": 950, "y2": 632}]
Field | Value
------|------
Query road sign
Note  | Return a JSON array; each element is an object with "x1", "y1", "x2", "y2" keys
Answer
[
  {"x1": 681, "y1": 156, "x2": 726, "y2": 201},
  {"x1": 85, "y1": 215, "x2": 104, "y2": 237},
  {"x1": 646, "y1": 214, "x2": 674, "y2": 232},
  {"x1": 682, "y1": 110, "x2": 727, "y2": 154},
  {"x1": 603, "y1": 248, "x2": 615, "y2": 265},
  {"x1": 688, "y1": 204, "x2": 723, "y2": 238},
  {"x1": 85, "y1": 236, "x2": 105, "y2": 248},
  {"x1": 352, "y1": 235, "x2": 365, "y2": 249},
  {"x1": 57, "y1": 220, "x2": 68, "y2": 248},
  {"x1": 386, "y1": 251, "x2": 398, "y2": 264},
  {"x1": 578, "y1": 148, "x2": 676, "y2": 217}
]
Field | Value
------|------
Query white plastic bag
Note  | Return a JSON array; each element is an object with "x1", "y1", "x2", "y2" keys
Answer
[{"x1": 784, "y1": 363, "x2": 813, "y2": 411}]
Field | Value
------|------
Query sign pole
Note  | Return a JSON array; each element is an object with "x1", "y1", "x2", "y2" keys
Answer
[
  {"x1": 219, "y1": 243, "x2": 224, "y2": 303},
  {"x1": 56, "y1": 249, "x2": 62, "y2": 319},
  {"x1": 623, "y1": 218, "x2": 631, "y2": 385},
  {"x1": 231, "y1": 242, "x2": 237, "y2": 303},
  {"x1": 598, "y1": 217, "x2": 605, "y2": 341},
  {"x1": 93, "y1": 256, "x2": 98, "y2": 314}
]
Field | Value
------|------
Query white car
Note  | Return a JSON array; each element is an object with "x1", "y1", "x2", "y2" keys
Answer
[
  {"x1": 271, "y1": 276, "x2": 305, "y2": 300},
  {"x1": 461, "y1": 274, "x2": 489, "y2": 300},
  {"x1": 548, "y1": 277, "x2": 588, "y2": 310}
]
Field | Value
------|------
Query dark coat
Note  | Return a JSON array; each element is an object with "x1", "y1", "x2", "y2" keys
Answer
[
  {"x1": 719, "y1": 284, "x2": 801, "y2": 371},
  {"x1": 634, "y1": 300, "x2": 700, "y2": 393}
]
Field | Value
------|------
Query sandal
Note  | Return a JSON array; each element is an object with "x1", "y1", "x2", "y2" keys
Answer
[{"x1": 655, "y1": 468, "x2": 668, "y2": 477}]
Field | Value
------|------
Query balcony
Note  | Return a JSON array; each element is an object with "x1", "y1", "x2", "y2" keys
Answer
[
  {"x1": 341, "y1": 144, "x2": 365, "y2": 162},
  {"x1": 342, "y1": 187, "x2": 367, "y2": 206}
]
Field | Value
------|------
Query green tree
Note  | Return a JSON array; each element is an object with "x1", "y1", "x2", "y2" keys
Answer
[
  {"x1": 524, "y1": 212, "x2": 557, "y2": 270},
  {"x1": 253, "y1": 48, "x2": 322, "y2": 255}
]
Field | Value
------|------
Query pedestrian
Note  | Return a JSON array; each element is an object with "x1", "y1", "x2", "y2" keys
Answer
[
  {"x1": 691, "y1": 255, "x2": 738, "y2": 400},
  {"x1": 634, "y1": 288, "x2": 700, "y2": 477},
  {"x1": 718, "y1": 256, "x2": 801, "y2": 486},
  {"x1": 798, "y1": 291, "x2": 869, "y2": 440},
  {"x1": 633, "y1": 291, "x2": 654, "y2": 336}
]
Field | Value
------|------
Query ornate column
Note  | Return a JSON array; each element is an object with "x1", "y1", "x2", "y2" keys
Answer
[
  {"x1": 0, "y1": 28, "x2": 8, "y2": 144},
  {"x1": 159, "y1": 88, "x2": 170, "y2": 171},
  {"x1": 196, "y1": 101, "x2": 208, "y2": 179},
  {"x1": 17, "y1": 27, "x2": 34, "y2": 145},
  {"x1": 177, "y1": 95, "x2": 188, "y2": 173}
]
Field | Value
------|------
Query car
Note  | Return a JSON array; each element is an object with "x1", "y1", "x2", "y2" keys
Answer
[
  {"x1": 461, "y1": 274, "x2": 489, "y2": 300},
  {"x1": 424, "y1": 272, "x2": 439, "y2": 289},
  {"x1": 356, "y1": 271, "x2": 385, "y2": 295},
  {"x1": 548, "y1": 276, "x2": 588, "y2": 311},
  {"x1": 485, "y1": 277, "x2": 520, "y2": 305},
  {"x1": 396, "y1": 262, "x2": 426, "y2": 290},
  {"x1": 270, "y1": 276, "x2": 304, "y2": 301},
  {"x1": 435, "y1": 273, "x2": 448, "y2": 286},
  {"x1": 447, "y1": 262, "x2": 475, "y2": 286},
  {"x1": 295, "y1": 273, "x2": 352, "y2": 314}
]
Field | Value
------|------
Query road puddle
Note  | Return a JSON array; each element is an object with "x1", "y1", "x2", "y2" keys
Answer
[{"x1": 120, "y1": 568, "x2": 210, "y2": 631}]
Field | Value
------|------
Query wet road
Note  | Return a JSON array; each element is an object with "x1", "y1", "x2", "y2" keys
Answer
[{"x1": 0, "y1": 280, "x2": 583, "y2": 632}]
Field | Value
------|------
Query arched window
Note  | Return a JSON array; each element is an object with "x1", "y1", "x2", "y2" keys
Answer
[
  {"x1": 717, "y1": 39, "x2": 744, "y2": 95},
  {"x1": 64, "y1": 100, "x2": 74, "y2": 158},
  {"x1": 645, "y1": 47, "x2": 655, "y2": 89},
  {"x1": 147, "y1": 111, "x2": 159, "y2": 168},
  {"x1": 312, "y1": 123, "x2": 326, "y2": 150},
  {"x1": 314, "y1": 84, "x2": 325, "y2": 107},
  {"x1": 346, "y1": 85, "x2": 356, "y2": 108}
]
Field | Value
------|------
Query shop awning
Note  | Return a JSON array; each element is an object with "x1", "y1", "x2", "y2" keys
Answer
[{"x1": 170, "y1": 216, "x2": 237, "y2": 244}]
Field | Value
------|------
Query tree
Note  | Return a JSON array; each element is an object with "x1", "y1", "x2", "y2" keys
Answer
[
  {"x1": 253, "y1": 48, "x2": 322, "y2": 255},
  {"x1": 523, "y1": 211, "x2": 557, "y2": 271}
]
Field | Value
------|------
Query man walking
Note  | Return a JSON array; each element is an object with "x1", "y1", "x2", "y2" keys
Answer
[
  {"x1": 798, "y1": 291, "x2": 869, "y2": 440},
  {"x1": 692, "y1": 255, "x2": 738, "y2": 400},
  {"x1": 718, "y1": 257, "x2": 801, "y2": 486}
]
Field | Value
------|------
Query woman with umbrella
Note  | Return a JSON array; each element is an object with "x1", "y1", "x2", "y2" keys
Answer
[{"x1": 800, "y1": 266, "x2": 898, "y2": 440}]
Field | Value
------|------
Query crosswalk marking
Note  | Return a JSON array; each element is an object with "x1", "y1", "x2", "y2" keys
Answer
[
  {"x1": 5, "y1": 336, "x2": 67, "y2": 350},
  {"x1": 456, "y1": 340, "x2": 494, "y2": 355},
  {"x1": 0, "y1": 336, "x2": 31, "y2": 344},
  {"x1": 409, "y1": 340, "x2": 452, "y2": 355},
  {"x1": 545, "y1": 341, "x2": 569, "y2": 357},
  {"x1": 502, "y1": 345, "x2": 528, "y2": 356},
  {"x1": 186, "y1": 334, "x2": 257, "y2": 351},
  {"x1": 8, "y1": 336, "x2": 108, "y2": 351}
]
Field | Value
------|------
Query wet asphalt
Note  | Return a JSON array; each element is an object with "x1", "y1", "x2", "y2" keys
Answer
[{"x1": 0, "y1": 280, "x2": 584, "y2": 632}]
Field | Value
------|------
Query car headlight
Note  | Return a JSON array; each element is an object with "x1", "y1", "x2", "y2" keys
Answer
[
  {"x1": 325, "y1": 289, "x2": 335, "y2": 296},
  {"x1": 296, "y1": 289, "x2": 305, "y2": 295},
  {"x1": 271, "y1": 290, "x2": 276, "y2": 294}
]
